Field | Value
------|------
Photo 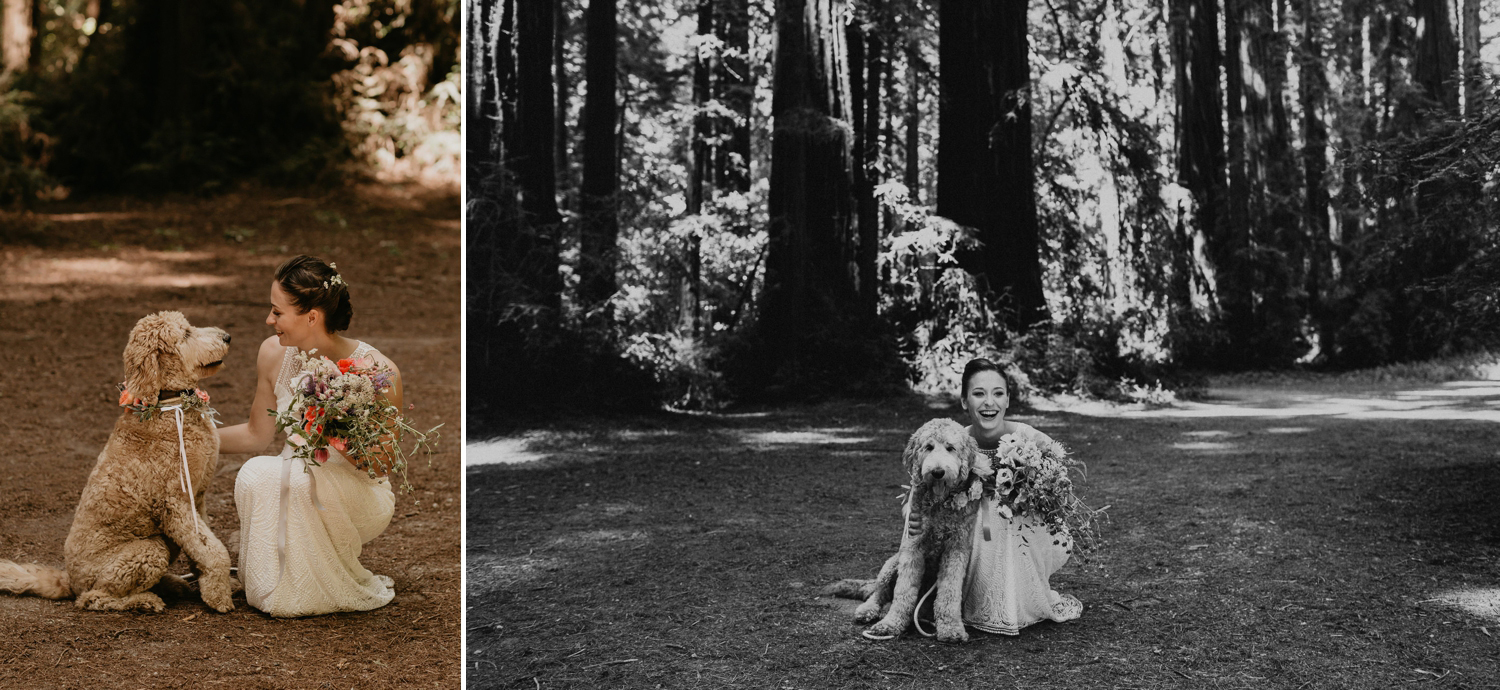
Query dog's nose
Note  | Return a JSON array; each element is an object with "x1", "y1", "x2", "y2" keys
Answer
[
  {"x1": 222, "y1": 333, "x2": 232, "y2": 343},
  {"x1": 930, "y1": 468, "x2": 945, "y2": 478}
]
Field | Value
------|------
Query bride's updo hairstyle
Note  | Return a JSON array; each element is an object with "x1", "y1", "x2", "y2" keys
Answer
[
  {"x1": 275, "y1": 255, "x2": 354, "y2": 333},
  {"x1": 960, "y1": 357, "x2": 1028, "y2": 404}
]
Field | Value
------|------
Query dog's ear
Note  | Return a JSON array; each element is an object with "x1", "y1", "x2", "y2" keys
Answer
[
  {"x1": 902, "y1": 426, "x2": 924, "y2": 486},
  {"x1": 123, "y1": 312, "x2": 181, "y2": 404}
]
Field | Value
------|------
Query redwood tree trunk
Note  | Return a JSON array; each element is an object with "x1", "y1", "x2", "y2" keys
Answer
[
  {"x1": 577, "y1": 0, "x2": 620, "y2": 313},
  {"x1": 1412, "y1": 0, "x2": 1459, "y2": 113},
  {"x1": 682, "y1": 0, "x2": 713, "y2": 336},
  {"x1": 1, "y1": 0, "x2": 29, "y2": 76},
  {"x1": 1170, "y1": 0, "x2": 1242, "y2": 360},
  {"x1": 1298, "y1": 0, "x2": 1332, "y2": 357},
  {"x1": 758, "y1": 0, "x2": 860, "y2": 384},
  {"x1": 938, "y1": 0, "x2": 1048, "y2": 330},
  {"x1": 715, "y1": 0, "x2": 752, "y2": 193},
  {"x1": 1461, "y1": 0, "x2": 1481, "y2": 115},
  {"x1": 510, "y1": 0, "x2": 563, "y2": 311}
]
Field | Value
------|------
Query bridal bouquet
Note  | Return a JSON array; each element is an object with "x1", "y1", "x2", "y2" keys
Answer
[
  {"x1": 988, "y1": 434, "x2": 1105, "y2": 554},
  {"x1": 271, "y1": 349, "x2": 442, "y2": 492}
]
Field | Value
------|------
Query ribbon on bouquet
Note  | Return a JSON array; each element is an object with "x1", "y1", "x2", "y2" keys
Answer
[
  {"x1": 274, "y1": 442, "x2": 326, "y2": 593},
  {"x1": 160, "y1": 403, "x2": 204, "y2": 541}
]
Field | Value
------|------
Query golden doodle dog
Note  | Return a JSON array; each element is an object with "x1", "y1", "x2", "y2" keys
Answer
[
  {"x1": 0, "y1": 311, "x2": 237, "y2": 612},
  {"x1": 838, "y1": 418, "x2": 992, "y2": 642}
]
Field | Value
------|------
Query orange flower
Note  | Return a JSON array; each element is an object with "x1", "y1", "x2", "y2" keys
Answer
[
  {"x1": 303, "y1": 421, "x2": 323, "y2": 436},
  {"x1": 337, "y1": 358, "x2": 354, "y2": 374},
  {"x1": 304, "y1": 406, "x2": 322, "y2": 422},
  {"x1": 329, "y1": 437, "x2": 348, "y2": 453},
  {"x1": 196, "y1": 389, "x2": 210, "y2": 404},
  {"x1": 118, "y1": 390, "x2": 135, "y2": 406}
]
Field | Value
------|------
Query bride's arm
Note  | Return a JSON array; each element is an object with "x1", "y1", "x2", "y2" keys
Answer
[{"x1": 216, "y1": 336, "x2": 283, "y2": 455}]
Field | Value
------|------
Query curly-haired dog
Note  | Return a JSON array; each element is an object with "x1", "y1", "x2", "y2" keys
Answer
[
  {"x1": 0, "y1": 311, "x2": 236, "y2": 612},
  {"x1": 844, "y1": 418, "x2": 992, "y2": 642}
]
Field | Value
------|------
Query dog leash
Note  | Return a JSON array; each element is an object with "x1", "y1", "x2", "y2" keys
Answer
[
  {"x1": 159, "y1": 403, "x2": 204, "y2": 541},
  {"x1": 912, "y1": 584, "x2": 938, "y2": 637}
]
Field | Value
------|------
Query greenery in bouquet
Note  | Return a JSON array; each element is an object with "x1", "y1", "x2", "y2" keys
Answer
[
  {"x1": 987, "y1": 434, "x2": 1106, "y2": 556},
  {"x1": 272, "y1": 349, "x2": 443, "y2": 493}
]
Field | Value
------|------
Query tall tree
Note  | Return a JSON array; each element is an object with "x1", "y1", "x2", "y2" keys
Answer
[
  {"x1": 1297, "y1": 0, "x2": 1332, "y2": 355},
  {"x1": 1411, "y1": 0, "x2": 1459, "y2": 113},
  {"x1": 1170, "y1": 0, "x2": 1246, "y2": 360},
  {"x1": 577, "y1": 0, "x2": 620, "y2": 314},
  {"x1": 466, "y1": 0, "x2": 498, "y2": 171},
  {"x1": 758, "y1": 0, "x2": 862, "y2": 386},
  {"x1": 848, "y1": 7, "x2": 883, "y2": 313},
  {"x1": 681, "y1": 0, "x2": 713, "y2": 335},
  {"x1": 508, "y1": 0, "x2": 564, "y2": 311},
  {"x1": 555, "y1": 1, "x2": 571, "y2": 200},
  {"x1": 938, "y1": 0, "x2": 1048, "y2": 330},
  {"x1": 1, "y1": 0, "x2": 29, "y2": 76},
  {"x1": 715, "y1": 0, "x2": 752, "y2": 192},
  {"x1": 1461, "y1": 0, "x2": 1481, "y2": 115}
]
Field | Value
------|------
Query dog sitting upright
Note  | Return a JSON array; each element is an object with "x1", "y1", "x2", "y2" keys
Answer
[
  {"x1": 0, "y1": 311, "x2": 237, "y2": 613},
  {"x1": 853, "y1": 418, "x2": 992, "y2": 642}
]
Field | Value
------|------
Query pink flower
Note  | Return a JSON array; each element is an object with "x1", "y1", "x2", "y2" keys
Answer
[
  {"x1": 329, "y1": 437, "x2": 348, "y2": 453},
  {"x1": 196, "y1": 390, "x2": 210, "y2": 404}
]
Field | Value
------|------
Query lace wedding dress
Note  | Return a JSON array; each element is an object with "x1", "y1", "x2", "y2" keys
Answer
[
  {"x1": 961, "y1": 422, "x2": 1083, "y2": 634},
  {"x1": 233, "y1": 342, "x2": 396, "y2": 617}
]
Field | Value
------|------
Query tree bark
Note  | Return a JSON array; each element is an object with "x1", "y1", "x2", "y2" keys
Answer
[
  {"x1": 759, "y1": 0, "x2": 860, "y2": 380},
  {"x1": 510, "y1": 0, "x2": 563, "y2": 311},
  {"x1": 858, "y1": 19, "x2": 882, "y2": 313},
  {"x1": 1, "y1": 0, "x2": 29, "y2": 76},
  {"x1": 577, "y1": 0, "x2": 620, "y2": 314},
  {"x1": 1461, "y1": 0, "x2": 1481, "y2": 116},
  {"x1": 1298, "y1": 0, "x2": 1332, "y2": 357},
  {"x1": 938, "y1": 0, "x2": 1048, "y2": 330},
  {"x1": 555, "y1": 0, "x2": 571, "y2": 200},
  {"x1": 467, "y1": 0, "x2": 499, "y2": 170},
  {"x1": 903, "y1": 39, "x2": 921, "y2": 204},
  {"x1": 1170, "y1": 0, "x2": 1242, "y2": 358},
  {"x1": 715, "y1": 0, "x2": 752, "y2": 193},
  {"x1": 1411, "y1": 0, "x2": 1459, "y2": 113},
  {"x1": 682, "y1": 0, "x2": 713, "y2": 336}
]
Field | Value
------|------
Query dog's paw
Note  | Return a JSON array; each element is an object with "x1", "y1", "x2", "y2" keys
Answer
[
  {"x1": 864, "y1": 620, "x2": 904, "y2": 639},
  {"x1": 77, "y1": 590, "x2": 166, "y2": 613},
  {"x1": 935, "y1": 624, "x2": 969, "y2": 644},
  {"x1": 228, "y1": 576, "x2": 244, "y2": 595},
  {"x1": 201, "y1": 585, "x2": 235, "y2": 613},
  {"x1": 154, "y1": 574, "x2": 196, "y2": 599},
  {"x1": 853, "y1": 602, "x2": 883, "y2": 624}
]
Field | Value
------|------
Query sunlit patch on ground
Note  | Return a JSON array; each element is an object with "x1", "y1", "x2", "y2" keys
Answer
[
  {"x1": 549, "y1": 529, "x2": 649, "y2": 549},
  {"x1": 1431, "y1": 588, "x2": 1500, "y2": 624},
  {"x1": 1171, "y1": 441, "x2": 1237, "y2": 452},
  {"x1": 1264, "y1": 426, "x2": 1314, "y2": 434},
  {"x1": 1062, "y1": 382, "x2": 1500, "y2": 423},
  {"x1": 1, "y1": 251, "x2": 236, "y2": 302},
  {"x1": 1183, "y1": 430, "x2": 1235, "y2": 438},
  {"x1": 738, "y1": 429, "x2": 875, "y2": 447},
  {"x1": 466, "y1": 553, "x2": 565, "y2": 598},
  {"x1": 466, "y1": 436, "x2": 551, "y2": 467}
]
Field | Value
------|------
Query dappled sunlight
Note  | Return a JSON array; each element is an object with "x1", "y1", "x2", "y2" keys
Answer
[
  {"x1": 1171, "y1": 441, "x2": 1238, "y2": 453},
  {"x1": 467, "y1": 437, "x2": 552, "y2": 467},
  {"x1": 1, "y1": 251, "x2": 235, "y2": 302},
  {"x1": 738, "y1": 429, "x2": 876, "y2": 447},
  {"x1": 465, "y1": 553, "x2": 565, "y2": 598},
  {"x1": 1431, "y1": 587, "x2": 1500, "y2": 624},
  {"x1": 1065, "y1": 382, "x2": 1500, "y2": 423}
]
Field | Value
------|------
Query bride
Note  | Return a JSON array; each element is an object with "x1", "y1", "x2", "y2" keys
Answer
[{"x1": 217, "y1": 255, "x2": 399, "y2": 617}]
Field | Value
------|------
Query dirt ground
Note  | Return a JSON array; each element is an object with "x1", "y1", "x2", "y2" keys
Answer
[
  {"x1": 0, "y1": 183, "x2": 461, "y2": 688},
  {"x1": 467, "y1": 380, "x2": 1500, "y2": 688}
]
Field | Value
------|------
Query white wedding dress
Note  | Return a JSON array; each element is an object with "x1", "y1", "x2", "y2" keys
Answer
[
  {"x1": 233, "y1": 342, "x2": 396, "y2": 617},
  {"x1": 961, "y1": 422, "x2": 1083, "y2": 634}
]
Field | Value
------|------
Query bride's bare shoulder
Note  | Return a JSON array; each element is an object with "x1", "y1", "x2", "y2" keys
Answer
[{"x1": 256, "y1": 335, "x2": 286, "y2": 368}]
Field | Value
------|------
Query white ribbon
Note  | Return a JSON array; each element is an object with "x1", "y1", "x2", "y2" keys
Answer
[
  {"x1": 274, "y1": 446, "x2": 325, "y2": 593},
  {"x1": 160, "y1": 403, "x2": 203, "y2": 540}
]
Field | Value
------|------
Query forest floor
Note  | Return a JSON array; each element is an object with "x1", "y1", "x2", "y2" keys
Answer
[
  {"x1": 0, "y1": 182, "x2": 462, "y2": 689},
  {"x1": 467, "y1": 377, "x2": 1500, "y2": 688}
]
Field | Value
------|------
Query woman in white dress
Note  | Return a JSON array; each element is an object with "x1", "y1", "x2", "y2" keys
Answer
[
  {"x1": 947, "y1": 357, "x2": 1082, "y2": 634},
  {"x1": 216, "y1": 255, "x2": 399, "y2": 617}
]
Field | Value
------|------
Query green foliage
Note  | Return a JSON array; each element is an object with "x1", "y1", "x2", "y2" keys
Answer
[
  {"x1": 0, "y1": 88, "x2": 57, "y2": 206},
  {"x1": 1331, "y1": 92, "x2": 1500, "y2": 367}
]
